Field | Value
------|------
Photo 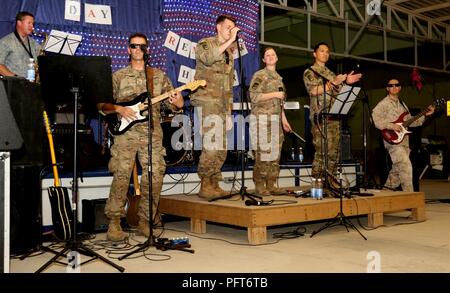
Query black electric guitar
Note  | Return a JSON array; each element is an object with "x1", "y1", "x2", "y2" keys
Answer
[
  {"x1": 43, "y1": 111, "x2": 73, "y2": 241},
  {"x1": 381, "y1": 98, "x2": 445, "y2": 144},
  {"x1": 106, "y1": 80, "x2": 206, "y2": 135}
]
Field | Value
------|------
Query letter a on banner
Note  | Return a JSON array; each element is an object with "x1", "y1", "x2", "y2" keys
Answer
[{"x1": 85, "y1": 3, "x2": 112, "y2": 25}]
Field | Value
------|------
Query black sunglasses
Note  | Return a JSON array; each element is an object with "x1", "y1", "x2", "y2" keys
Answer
[
  {"x1": 387, "y1": 83, "x2": 401, "y2": 88},
  {"x1": 129, "y1": 44, "x2": 147, "y2": 50}
]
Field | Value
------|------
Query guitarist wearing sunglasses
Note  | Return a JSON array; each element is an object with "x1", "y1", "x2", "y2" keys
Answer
[
  {"x1": 97, "y1": 33, "x2": 183, "y2": 242},
  {"x1": 372, "y1": 78, "x2": 435, "y2": 192}
]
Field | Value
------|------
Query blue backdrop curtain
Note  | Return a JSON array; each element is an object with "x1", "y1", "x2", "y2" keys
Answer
[
  {"x1": 1, "y1": 0, "x2": 261, "y2": 147},
  {"x1": 1, "y1": 0, "x2": 161, "y2": 35}
]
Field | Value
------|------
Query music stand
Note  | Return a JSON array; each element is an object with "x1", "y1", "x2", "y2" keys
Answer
[
  {"x1": 311, "y1": 85, "x2": 367, "y2": 240},
  {"x1": 35, "y1": 55, "x2": 124, "y2": 272},
  {"x1": 43, "y1": 30, "x2": 82, "y2": 56}
]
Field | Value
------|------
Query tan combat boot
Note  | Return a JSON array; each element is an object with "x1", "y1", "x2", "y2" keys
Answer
[
  {"x1": 198, "y1": 178, "x2": 227, "y2": 200},
  {"x1": 137, "y1": 219, "x2": 150, "y2": 237},
  {"x1": 106, "y1": 217, "x2": 128, "y2": 242},
  {"x1": 210, "y1": 179, "x2": 228, "y2": 197},
  {"x1": 266, "y1": 177, "x2": 286, "y2": 195},
  {"x1": 254, "y1": 179, "x2": 270, "y2": 196}
]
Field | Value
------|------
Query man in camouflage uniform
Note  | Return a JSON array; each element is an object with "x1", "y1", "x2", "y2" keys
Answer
[
  {"x1": 249, "y1": 47, "x2": 292, "y2": 196},
  {"x1": 303, "y1": 42, "x2": 361, "y2": 189},
  {"x1": 372, "y1": 78, "x2": 434, "y2": 192},
  {"x1": 190, "y1": 15, "x2": 240, "y2": 200},
  {"x1": 98, "y1": 33, "x2": 183, "y2": 241}
]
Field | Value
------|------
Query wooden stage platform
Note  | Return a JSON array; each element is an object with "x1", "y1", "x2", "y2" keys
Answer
[{"x1": 159, "y1": 190, "x2": 426, "y2": 244}]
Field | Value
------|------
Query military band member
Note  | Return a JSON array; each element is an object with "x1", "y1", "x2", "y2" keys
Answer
[
  {"x1": 97, "y1": 33, "x2": 183, "y2": 241},
  {"x1": 249, "y1": 47, "x2": 292, "y2": 196},
  {"x1": 372, "y1": 78, "x2": 434, "y2": 192},
  {"x1": 303, "y1": 42, "x2": 361, "y2": 189},
  {"x1": 190, "y1": 15, "x2": 240, "y2": 200}
]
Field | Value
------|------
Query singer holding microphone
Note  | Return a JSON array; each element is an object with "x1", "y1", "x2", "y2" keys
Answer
[
  {"x1": 303, "y1": 42, "x2": 361, "y2": 190},
  {"x1": 190, "y1": 15, "x2": 240, "y2": 200},
  {"x1": 249, "y1": 47, "x2": 292, "y2": 196},
  {"x1": 97, "y1": 33, "x2": 183, "y2": 241}
]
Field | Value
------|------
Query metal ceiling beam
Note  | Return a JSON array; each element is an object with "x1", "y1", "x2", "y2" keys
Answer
[
  {"x1": 387, "y1": 0, "x2": 409, "y2": 4},
  {"x1": 259, "y1": 0, "x2": 450, "y2": 74},
  {"x1": 414, "y1": 2, "x2": 450, "y2": 14}
]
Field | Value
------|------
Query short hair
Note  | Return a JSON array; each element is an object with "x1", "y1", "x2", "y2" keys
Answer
[
  {"x1": 262, "y1": 46, "x2": 276, "y2": 57},
  {"x1": 15, "y1": 11, "x2": 34, "y2": 22},
  {"x1": 386, "y1": 78, "x2": 401, "y2": 85},
  {"x1": 313, "y1": 42, "x2": 329, "y2": 52},
  {"x1": 216, "y1": 15, "x2": 236, "y2": 25},
  {"x1": 128, "y1": 32, "x2": 148, "y2": 46}
]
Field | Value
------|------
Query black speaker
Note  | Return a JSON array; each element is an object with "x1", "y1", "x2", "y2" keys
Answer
[
  {"x1": 341, "y1": 132, "x2": 352, "y2": 161},
  {"x1": 1, "y1": 77, "x2": 44, "y2": 164},
  {"x1": 50, "y1": 124, "x2": 109, "y2": 173},
  {"x1": 0, "y1": 80, "x2": 23, "y2": 151},
  {"x1": 10, "y1": 164, "x2": 41, "y2": 255},
  {"x1": 82, "y1": 199, "x2": 108, "y2": 233}
]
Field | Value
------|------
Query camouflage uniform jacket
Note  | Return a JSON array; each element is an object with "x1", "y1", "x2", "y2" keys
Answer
[
  {"x1": 372, "y1": 95, "x2": 425, "y2": 148},
  {"x1": 112, "y1": 65, "x2": 175, "y2": 142},
  {"x1": 191, "y1": 35, "x2": 234, "y2": 113},
  {"x1": 303, "y1": 63, "x2": 342, "y2": 120},
  {"x1": 249, "y1": 68, "x2": 285, "y2": 115}
]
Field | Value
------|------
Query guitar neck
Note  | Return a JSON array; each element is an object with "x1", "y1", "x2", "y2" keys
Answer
[
  {"x1": 43, "y1": 111, "x2": 60, "y2": 187},
  {"x1": 403, "y1": 110, "x2": 426, "y2": 128},
  {"x1": 151, "y1": 84, "x2": 189, "y2": 105}
]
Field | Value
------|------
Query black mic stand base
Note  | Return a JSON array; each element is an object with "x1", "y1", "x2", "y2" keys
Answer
[
  {"x1": 36, "y1": 239, "x2": 125, "y2": 273},
  {"x1": 208, "y1": 185, "x2": 262, "y2": 202},
  {"x1": 118, "y1": 235, "x2": 194, "y2": 260},
  {"x1": 310, "y1": 211, "x2": 367, "y2": 240}
]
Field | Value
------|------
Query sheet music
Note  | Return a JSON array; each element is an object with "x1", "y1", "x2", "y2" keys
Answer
[
  {"x1": 329, "y1": 85, "x2": 361, "y2": 115},
  {"x1": 44, "y1": 30, "x2": 82, "y2": 56}
]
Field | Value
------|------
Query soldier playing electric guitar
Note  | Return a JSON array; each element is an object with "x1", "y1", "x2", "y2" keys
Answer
[{"x1": 372, "y1": 78, "x2": 435, "y2": 192}]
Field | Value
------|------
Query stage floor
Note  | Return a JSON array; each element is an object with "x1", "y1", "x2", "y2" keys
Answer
[{"x1": 160, "y1": 189, "x2": 426, "y2": 244}]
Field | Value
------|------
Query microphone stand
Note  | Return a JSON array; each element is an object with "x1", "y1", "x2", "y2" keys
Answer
[
  {"x1": 359, "y1": 85, "x2": 376, "y2": 192},
  {"x1": 311, "y1": 81, "x2": 367, "y2": 240},
  {"x1": 209, "y1": 35, "x2": 261, "y2": 203},
  {"x1": 310, "y1": 69, "x2": 337, "y2": 197}
]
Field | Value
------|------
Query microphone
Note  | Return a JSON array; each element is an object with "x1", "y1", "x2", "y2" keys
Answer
[
  {"x1": 245, "y1": 199, "x2": 269, "y2": 206},
  {"x1": 235, "y1": 30, "x2": 241, "y2": 40}
]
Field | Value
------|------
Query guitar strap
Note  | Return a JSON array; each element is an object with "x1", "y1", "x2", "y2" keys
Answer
[
  {"x1": 146, "y1": 66, "x2": 154, "y2": 97},
  {"x1": 398, "y1": 98, "x2": 409, "y2": 113}
]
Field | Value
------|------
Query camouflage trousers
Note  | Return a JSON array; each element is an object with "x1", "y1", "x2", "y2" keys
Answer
[
  {"x1": 311, "y1": 119, "x2": 340, "y2": 179},
  {"x1": 252, "y1": 116, "x2": 284, "y2": 181},
  {"x1": 385, "y1": 145, "x2": 413, "y2": 192},
  {"x1": 195, "y1": 104, "x2": 227, "y2": 181},
  {"x1": 105, "y1": 130, "x2": 166, "y2": 222}
]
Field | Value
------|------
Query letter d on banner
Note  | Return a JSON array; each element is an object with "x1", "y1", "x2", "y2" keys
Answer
[{"x1": 65, "y1": 0, "x2": 81, "y2": 22}]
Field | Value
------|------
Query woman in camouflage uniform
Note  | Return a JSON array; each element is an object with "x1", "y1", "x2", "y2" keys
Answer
[{"x1": 249, "y1": 47, "x2": 292, "y2": 195}]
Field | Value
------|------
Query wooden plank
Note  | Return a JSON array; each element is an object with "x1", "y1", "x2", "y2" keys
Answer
[
  {"x1": 411, "y1": 207, "x2": 426, "y2": 221},
  {"x1": 367, "y1": 212, "x2": 384, "y2": 228},
  {"x1": 248, "y1": 227, "x2": 267, "y2": 245},
  {"x1": 190, "y1": 218, "x2": 206, "y2": 234},
  {"x1": 159, "y1": 191, "x2": 426, "y2": 244}
]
